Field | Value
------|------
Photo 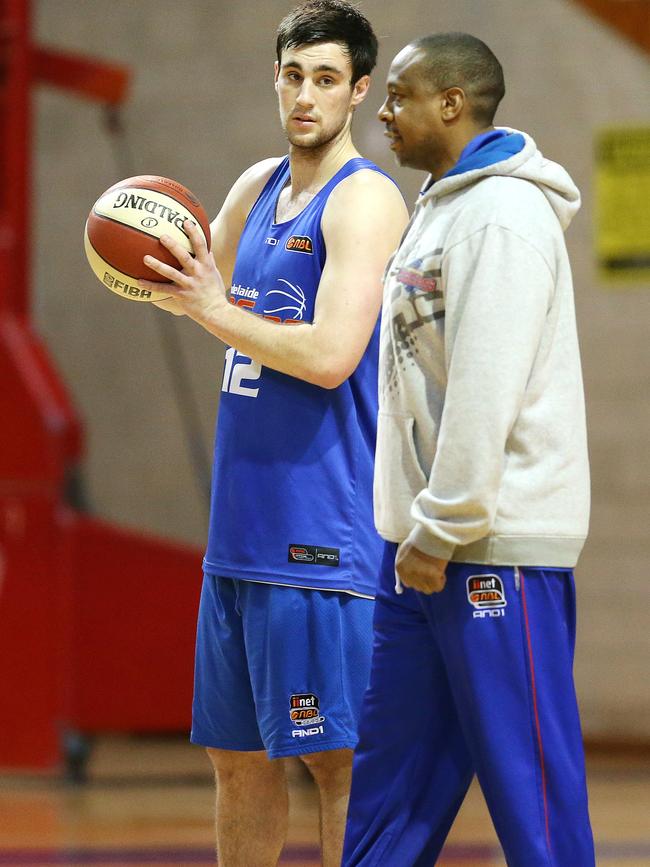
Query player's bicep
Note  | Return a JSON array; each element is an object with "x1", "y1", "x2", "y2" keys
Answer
[
  {"x1": 314, "y1": 176, "x2": 408, "y2": 365},
  {"x1": 314, "y1": 240, "x2": 384, "y2": 340}
]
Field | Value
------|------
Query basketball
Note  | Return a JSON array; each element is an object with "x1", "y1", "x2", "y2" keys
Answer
[{"x1": 84, "y1": 175, "x2": 211, "y2": 302}]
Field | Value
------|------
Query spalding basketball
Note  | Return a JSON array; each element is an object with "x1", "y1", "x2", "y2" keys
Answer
[{"x1": 84, "y1": 175, "x2": 211, "y2": 302}]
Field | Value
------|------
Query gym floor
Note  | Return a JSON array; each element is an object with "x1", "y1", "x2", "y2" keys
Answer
[{"x1": 1, "y1": 736, "x2": 649, "y2": 866}]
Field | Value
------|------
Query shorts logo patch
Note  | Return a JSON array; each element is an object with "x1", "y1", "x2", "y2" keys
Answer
[
  {"x1": 285, "y1": 235, "x2": 313, "y2": 254},
  {"x1": 288, "y1": 544, "x2": 340, "y2": 567},
  {"x1": 290, "y1": 693, "x2": 325, "y2": 738},
  {"x1": 466, "y1": 574, "x2": 507, "y2": 619}
]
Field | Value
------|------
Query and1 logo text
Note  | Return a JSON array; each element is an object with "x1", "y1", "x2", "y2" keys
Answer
[{"x1": 466, "y1": 574, "x2": 507, "y2": 619}]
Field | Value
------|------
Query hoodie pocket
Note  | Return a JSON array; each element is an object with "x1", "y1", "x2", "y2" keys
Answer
[{"x1": 374, "y1": 412, "x2": 429, "y2": 535}]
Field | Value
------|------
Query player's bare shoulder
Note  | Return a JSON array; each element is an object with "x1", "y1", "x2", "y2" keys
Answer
[
  {"x1": 322, "y1": 166, "x2": 408, "y2": 239},
  {"x1": 211, "y1": 157, "x2": 283, "y2": 257},
  {"x1": 227, "y1": 157, "x2": 284, "y2": 221}
]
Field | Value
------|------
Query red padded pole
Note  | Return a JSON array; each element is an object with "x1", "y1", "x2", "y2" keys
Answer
[{"x1": 0, "y1": 0, "x2": 31, "y2": 318}]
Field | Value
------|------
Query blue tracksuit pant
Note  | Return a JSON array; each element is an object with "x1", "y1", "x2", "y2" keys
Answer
[{"x1": 343, "y1": 543, "x2": 595, "y2": 866}]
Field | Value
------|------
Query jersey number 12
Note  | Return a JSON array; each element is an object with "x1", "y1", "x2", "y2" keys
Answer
[{"x1": 221, "y1": 347, "x2": 261, "y2": 398}]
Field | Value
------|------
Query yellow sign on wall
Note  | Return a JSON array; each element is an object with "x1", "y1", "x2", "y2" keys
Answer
[{"x1": 595, "y1": 127, "x2": 650, "y2": 284}]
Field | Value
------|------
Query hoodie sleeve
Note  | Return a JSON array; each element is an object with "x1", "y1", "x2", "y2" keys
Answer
[{"x1": 406, "y1": 223, "x2": 554, "y2": 559}]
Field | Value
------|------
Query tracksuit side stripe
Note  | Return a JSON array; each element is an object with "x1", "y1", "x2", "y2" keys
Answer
[{"x1": 520, "y1": 569, "x2": 553, "y2": 860}]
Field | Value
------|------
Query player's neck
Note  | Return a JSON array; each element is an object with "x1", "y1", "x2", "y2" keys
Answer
[{"x1": 288, "y1": 134, "x2": 360, "y2": 196}]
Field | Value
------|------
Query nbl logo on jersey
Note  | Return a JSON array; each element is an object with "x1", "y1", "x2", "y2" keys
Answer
[
  {"x1": 285, "y1": 235, "x2": 313, "y2": 254},
  {"x1": 466, "y1": 574, "x2": 507, "y2": 619}
]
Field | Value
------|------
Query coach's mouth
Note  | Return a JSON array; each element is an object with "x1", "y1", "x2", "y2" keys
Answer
[{"x1": 384, "y1": 130, "x2": 402, "y2": 149}]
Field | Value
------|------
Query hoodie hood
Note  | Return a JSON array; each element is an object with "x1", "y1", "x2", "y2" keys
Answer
[{"x1": 421, "y1": 128, "x2": 581, "y2": 231}]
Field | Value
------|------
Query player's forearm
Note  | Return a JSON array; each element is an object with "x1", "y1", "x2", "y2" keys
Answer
[{"x1": 194, "y1": 297, "x2": 351, "y2": 388}]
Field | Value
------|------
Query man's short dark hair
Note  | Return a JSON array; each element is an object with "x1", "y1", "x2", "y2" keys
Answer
[
  {"x1": 411, "y1": 33, "x2": 505, "y2": 125},
  {"x1": 276, "y1": 0, "x2": 378, "y2": 85}
]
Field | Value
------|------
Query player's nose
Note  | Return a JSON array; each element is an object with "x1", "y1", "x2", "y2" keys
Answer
[{"x1": 295, "y1": 79, "x2": 316, "y2": 108}]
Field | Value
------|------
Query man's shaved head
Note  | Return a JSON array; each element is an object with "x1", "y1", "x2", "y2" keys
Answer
[{"x1": 409, "y1": 33, "x2": 505, "y2": 125}]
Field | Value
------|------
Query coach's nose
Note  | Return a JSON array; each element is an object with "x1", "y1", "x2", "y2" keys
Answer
[{"x1": 378, "y1": 98, "x2": 393, "y2": 122}]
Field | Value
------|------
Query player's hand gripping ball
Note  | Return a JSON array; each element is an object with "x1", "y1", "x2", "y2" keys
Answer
[{"x1": 84, "y1": 175, "x2": 211, "y2": 302}]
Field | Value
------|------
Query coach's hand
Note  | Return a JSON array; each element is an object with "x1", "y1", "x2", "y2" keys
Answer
[{"x1": 396, "y1": 541, "x2": 448, "y2": 594}]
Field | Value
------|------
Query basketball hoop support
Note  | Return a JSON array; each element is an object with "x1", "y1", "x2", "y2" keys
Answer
[{"x1": 0, "y1": 0, "x2": 202, "y2": 771}]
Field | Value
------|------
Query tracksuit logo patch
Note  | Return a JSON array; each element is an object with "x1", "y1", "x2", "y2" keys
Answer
[
  {"x1": 290, "y1": 693, "x2": 325, "y2": 738},
  {"x1": 467, "y1": 574, "x2": 507, "y2": 619}
]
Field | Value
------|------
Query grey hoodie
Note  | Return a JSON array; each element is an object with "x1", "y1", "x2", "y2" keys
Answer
[{"x1": 374, "y1": 129, "x2": 590, "y2": 569}]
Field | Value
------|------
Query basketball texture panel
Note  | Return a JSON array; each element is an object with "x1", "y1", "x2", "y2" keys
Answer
[
  {"x1": 85, "y1": 216, "x2": 177, "y2": 282},
  {"x1": 84, "y1": 225, "x2": 173, "y2": 302}
]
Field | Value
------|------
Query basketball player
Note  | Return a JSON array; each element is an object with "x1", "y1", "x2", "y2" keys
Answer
[
  {"x1": 341, "y1": 33, "x2": 595, "y2": 866},
  {"x1": 139, "y1": 2, "x2": 408, "y2": 865}
]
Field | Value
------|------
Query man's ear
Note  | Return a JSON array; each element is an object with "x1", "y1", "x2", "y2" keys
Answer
[
  {"x1": 274, "y1": 60, "x2": 280, "y2": 93},
  {"x1": 441, "y1": 86, "x2": 465, "y2": 121}
]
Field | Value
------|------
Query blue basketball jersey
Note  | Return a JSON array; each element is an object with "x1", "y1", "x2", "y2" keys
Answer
[{"x1": 203, "y1": 157, "x2": 395, "y2": 597}]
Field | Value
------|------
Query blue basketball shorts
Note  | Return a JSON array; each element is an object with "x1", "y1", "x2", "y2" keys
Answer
[
  {"x1": 191, "y1": 574, "x2": 375, "y2": 758},
  {"x1": 343, "y1": 542, "x2": 595, "y2": 867}
]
